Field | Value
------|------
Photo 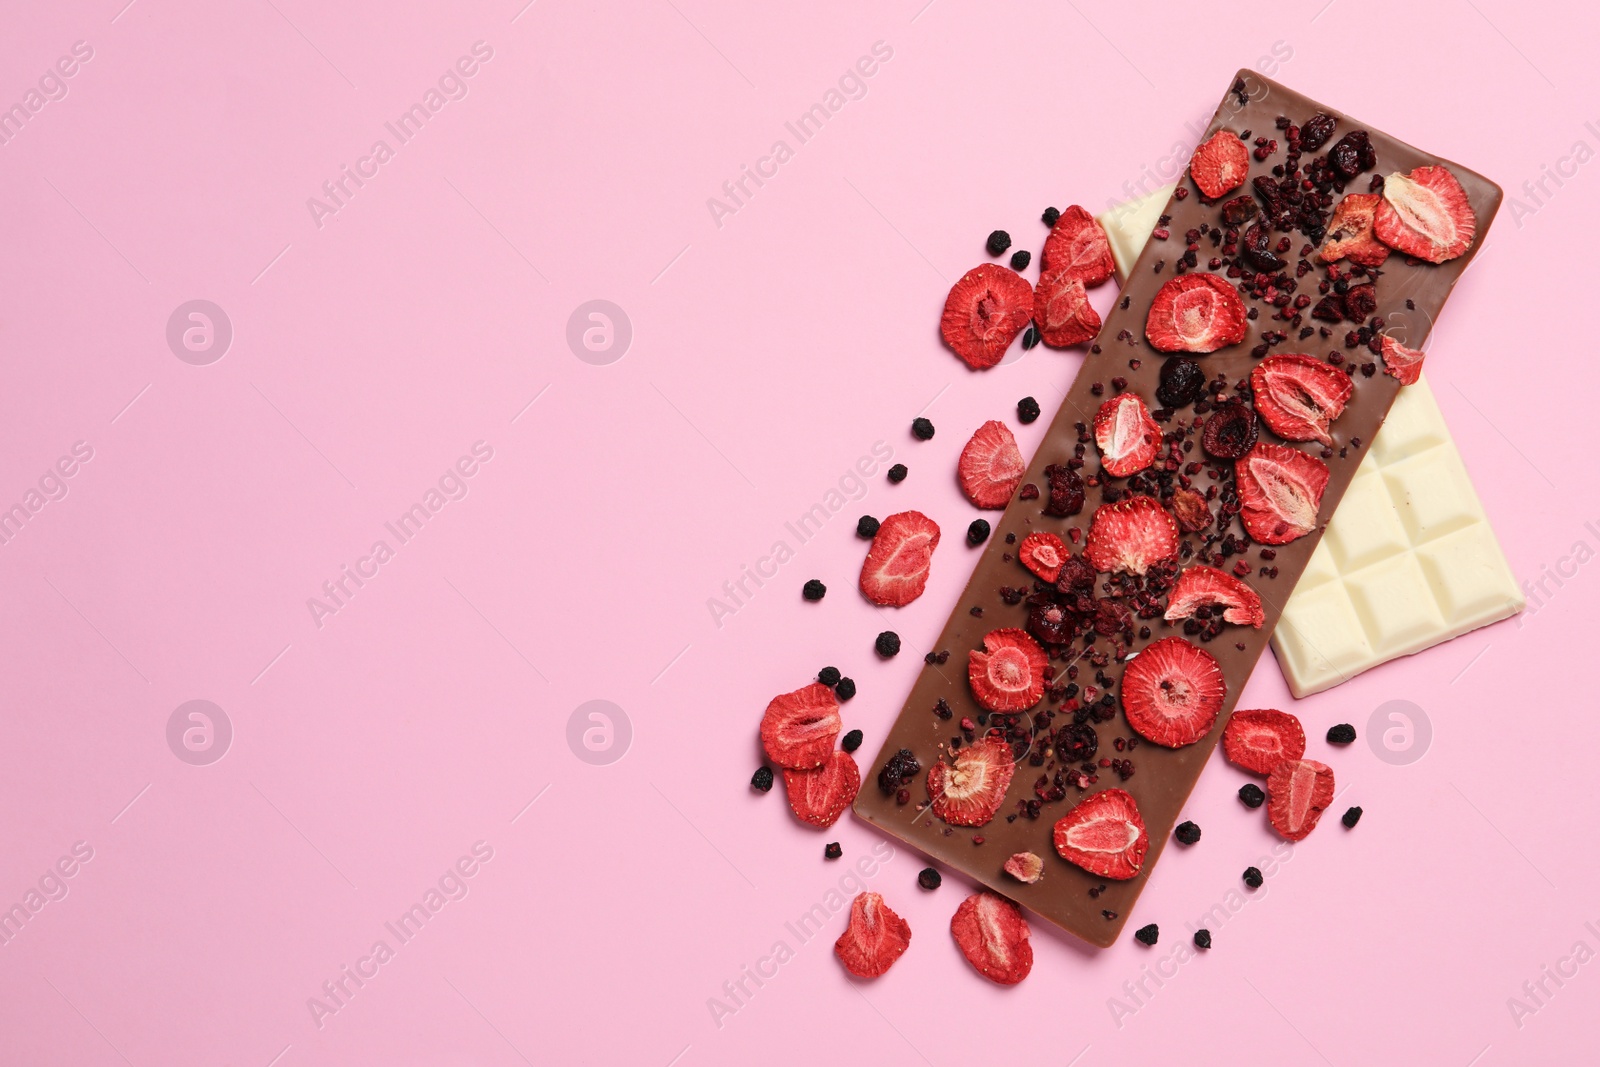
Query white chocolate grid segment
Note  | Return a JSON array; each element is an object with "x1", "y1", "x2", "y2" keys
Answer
[{"x1": 1099, "y1": 193, "x2": 1524, "y2": 697}]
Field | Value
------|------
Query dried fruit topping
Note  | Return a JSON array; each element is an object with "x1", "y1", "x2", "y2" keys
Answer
[
  {"x1": 1169, "y1": 488, "x2": 1214, "y2": 534},
  {"x1": 1010, "y1": 249, "x2": 1031, "y2": 271},
  {"x1": 1235, "y1": 443, "x2": 1329, "y2": 544},
  {"x1": 967, "y1": 519, "x2": 991, "y2": 545},
  {"x1": 1040, "y1": 464, "x2": 1085, "y2": 518},
  {"x1": 968, "y1": 628, "x2": 1047, "y2": 712},
  {"x1": 1220, "y1": 195, "x2": 1259, "y2": 227},
  {"x1": 927, "y1": 734, "x2": 1015, "y2": 827},
  {"x1": 802, "y1": 579, "x2": 827, "y2": 601},
  {"x1": 1164, "y1": 565, "x2": 1265, "y2": 628},
  {"x1": 1003, "y1": 851, "x2": 1045, "y2": 884},
  {"x1": 940, "y1": 264, "x2": 1035, "y2": 369},
  {"x1": 1193, "y1": 929, "x2": 1212, "y2": 950},
  {"x1": 1319, "y1": 193, "x2": 1390, "y2": 268},
  {"x1": 856, "y1": 515, "x2": 880, "y2": 539},
  {"x1": 958, "y1": 420, "x2": 1027, "y2": 509},
  {"x1": 1055, "y1": 722, "x2": 1098, "y2": 762},
  {"x1": 1190, "y1": 129, "x2": 1251, "y2": 199},
  {"x1": 1093, "y1": 393, "x2": 1161, "y2": 478},
  {"x1": 1145, "y1": 274, "x2": 1248, "y2": 353},
  {"x1": 1222, "y1": 709, "x2": 1307, "y2": 775},
  {"x1": 1156, "y1": 356, "x2": 1206, "y2": 408},
  {"x1": 783, "y1": 750, "x2": 861, "y2": 827},
  {"x1": 951, "y1": 891, "x2": 1033, "y2": 985},
  {"x1": 1017, "y1": 395, "x2": 1042, "y2": 424},
  {"x1": 760, "y1": 683, "x2": 842, "y2": 769},
  {"x1": 1085, "y1": 496, "x2": 1180, "y2": 576},
  {"x1": 825, "y1": 842, "x2": 842, "y2": 859},
  {"x1": 1134, "y1": 923, "x2": 1159, "y2": 946},
  {"x1": 1326, "y1": 723, "x2": 1356, "y2": 745},
  {"x1": 1300, "y1": 112, "x2": 1336, "y2": 151},
  {"x1": 911, "y1": 417, "x2": 936, "y2": 440},
  {"x1": 1174, "y1": 820, "x2": 1202, "y2": 845},
  {"x1": 1374, "y1": 165, "x2": 1475, "y2": 263},
  {"x1": 986, "y1": 230, "x2": 1011, "y2": 256},
  {"x1": 1267, "y1": 758, "x2": 1335, "y2": 841},
  {"x1": 875, "y1": 631, "x2": 901, "y2": 657},
  {"x1": 1380, "y1": 335, "x2": 1426, "y2": 386},
  {"x1": 918, "y1": 867, "x2": 942, "y2": 890},
  {"x1": 1343, "y1": 283, "x2": 1378, "y2": 322},
  {"x1": 1240, "y1": 223, "x2": 1285, "y2": 273},
  {"x1": 1238, "y1": 783, "x2": 1266, "y2": 808},
  {"x1": 1243, "y1": 865, "x2": 1264, "y2": 888},
  {"x1": 1328, "y1": 130, "x2": 1376, "y2": 181},
  {"x1": 841, "y1": 729, "x2": 863, "y2": 753},
  {"x1": 860, "y1": 510, "x2": 941, "y2": 606},
  {"x1": 751, "y1": 766, "x2": 774, "y2": 792},
  {"x1": 877, "y1": 747, "x2": 921, "y2": 794},
  {"x1": 1041, "y1": 205, "x2": 1115, "y2": 286},
  {"x1": 834, "y1": 892, "x2": 912, "y2": 978},
  {"x1": 1018, "y1": 531, "x2": 1069, "y2": 583},
  {"x1": 1251, "y1": 354, "x2": 1354, "y2": 446},
  {"x1": 1200, "y1": 400, "x2": 1259, "y2": 460},
  {"x1": 1342, "y1": 806, "x2": 1363, "y2": 828},
  {"x1": 1034, "y1": 268, "x2": 1104, "y2": 348},
  {"x1": 1052, "y1": 788, "x2": 1149, "y2": 880},
  {"x1": 1120, "y1": 637, "x2": 1226, "y2": 748}
]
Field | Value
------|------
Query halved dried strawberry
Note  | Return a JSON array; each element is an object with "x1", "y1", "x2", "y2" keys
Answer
[
  {"x1": 1084, "y1": 496, "x2": 1179, "y2": 576},
  {"x1": 1223, "y1": 709, "x2": 1307, "y2": 775},
  {"x1": 760, "y1": 683, "x2": 842, "y2": 769},
  {"x1": 1003, "y1": 852, "x2": 1044, "y2": 884},
  {"x1": 950, "y1": 891, "x2": 1033, "y2": 985},
  {"x1": 927, "y1": 734, "x2": 1015, "y2": 827},
  {"x1": 968, "y1": 629, "x2": 1047, "y2": 713},
  {"x1": 1018, "y1": 531, "x2": 1068, "y2": 583},
  {"x1": 1145, "y1": 274, "x2": 1248, "y2": 353},
  {"x1": 860, "y1": 511, "x2": 941, "y2": 606},
  {"x1": 1033, "y1": 268, "x2": 1102, "y2": 348},
  {"x1": 1250, "y1": 354, "x2": 1354, "y2": 446},
  {"x1": 1163, "y1": 565, "x2": 1264, "y2": 628},
  {"x1": 1190, "y1": 129, "x2": 1250, "y2": 199},
  {"x1": 1093, "y1": 393, "x2": 1160, "y2": 478},
  {"x1": 1120, "y1": 637, "x2": 1225, "y2": 748},
  {"x1": 1235, "y1": 443, "x2": 1328, "y2": 545},
  {"x1": 940, "y1": 264, "x2": 1035, "y2": 369},
  {"x1": 783, "y1": 750, "x2": 860, "y2": 827},
  {"x1": 958, "y1": 421, "x2": 1026, "y2": 509},
  {"x1": 1319, "y1": 193, "x2": 1390, "y2": 268},
  {"x1": 1380, "y1": 335, "x2": 1425, "y2": 386},
  {"x1": 1373, "y1": 165, "x2": 1476, "y2": 263},
  {"x1": 1267, "y1": 758, "x2": 1335, "y2": 841},
  {"x1": 834, "y1": 892, "x2": 912, "y2": 978},
  {"x1": 1052, "y1": 788, "x2": 1148, "y2": 880},
  {"x1": 1041, "y1": 205, "x2": 1115, "y2": 286}
]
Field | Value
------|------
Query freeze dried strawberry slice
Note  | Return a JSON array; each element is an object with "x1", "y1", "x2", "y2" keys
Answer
[
  {"x1": 927, "y1": 734, "x2": 1015, "y2": 827},
  {"x1": 1093, "y1": 393, "x2": 1161, "y2": 477},
  {"x1": 1235, "y1": 443, "x2": 1329, "y2": 545},
  {"x1": 1052, "y1": 788, "x2": 1148, "y2": 880},
  {"x1": 1041, "y1": 205, "x2": 1115, "y2": 286},
  {"x1": 834, "y1": 892, "x2": 912, "y2": 978},
  {"x1": 1373, "y1": 166, "x2": 1476, "y2": 263},
  {"x1": 1003, "y1": 852, "x2": 1044, "y2": 884},
  {"x1": 1145, "y1": 274, "x2": 1248, "y2": 353},
  {"x1": 940, "y1": 264, "x2": 1035, "y2": 369},
  {"x1": 860, "y1": 511, "x2": 940, "y2": 606},
  {"x1": 760, "y1": 682, "x2": 843, "y2": 769},
  {"x1": 1018, "y1": 532, "x2": 1068, "y2": 583},
  {"x1": 1381, "y1": 336, "x2": 1426, "y2": 386},
  {"x1": 1267, "y1": 758, "x2": 1335, "y2": 841},
  {"x1": 1163, "y1": 565, "x2": 1264, "y2": 628},
  {"x1": 968, "y1": 628, "x2": 1047, "y2": 712},
  {"x1": 950, "y1": 891, "x2": 1033, "y2": 985},
  {"x1": 1250, "y1": 354, "x2": 1354, "y2": 446},
  {"x1": 1319, "y1": 193, "x2": 1390, "y2": 268},
  {"x1": 1223, "y1": 709, "x2": 1307, "y2": 775},
  {"x1": 783, "y1": 750, "x2": 860, "y2": 828},
  {"x1": 1190, "y1": 130, "x2": 1250, "y2": 199},
  {"x1": 1085, "y1": 496, "x2": 1179, "y2": 576},
  {"x1": 1033, "y1": 268, "x2": 1102, "y2": 348},
  {"x1": 958, "y1": 421, "x2": 1026, "y2": 509},
  {"x1": 1120, "y1": 637, "x2": 1225, "y2": 748}
]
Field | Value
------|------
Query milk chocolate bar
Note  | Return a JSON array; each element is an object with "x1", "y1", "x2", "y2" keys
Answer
[{"x1": 853, "y1": 71, "x2": 1502, "y2": 947}]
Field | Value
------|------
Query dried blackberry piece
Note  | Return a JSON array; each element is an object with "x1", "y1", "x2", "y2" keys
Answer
[
  {"x1": 1134, "y1": 923, "x2": 1159, "y2": 946},
  {"x1": 887, "y1": 463, "x2": 908, "y2": 484},
  {"x1": 1017, "y1": 396, "x2": 1041, "y2": 424},
  {"x1": 911, "y1": 417, "x2": 935, "y2": 441},
  {"x1": 875, "y1": 631, "x2": 901, "y2": 657},
  {"x1": 918, "y1": 867, "x2": 942, "y2": 890},
  {"x1": 1243, "y1": 866, "x2": 1264, "y2": 889},
  {"x1": 841, "y1": 729, "x2": 863, "y2": 753},
  {"x1": 1342, "y1": 806, "x2": 1363, "y2": 828},
  {"x1": 1326, "y1": 723, "x2": 1356, "y2": 744},
  {"x1": 1239, "y1": 783, "x2": 1266, "y2": 808},
  {"x1": 856, "y1": 515, "x2": 880, "y2": 539},
  {"x1": 967, "y1": 519, "x2": 991, "y2": 546},
  {"x1": 751, "y1": 766, "x2": 774, "y2": 792},
  {"x1": 1174, "y1": 820, "x2": 1202, "y2": 845},
  {"x1": 802, "y1": 579, "x2": 826, "y2": 601},
  {"x1": 818, "y1": 666, "x2": 841, "y2": 686},
  {"x1": 1010, "y1": 250, "x2": 1031, "y2": 271},
  {"x1": 986, "y1": 230, "x2": 1012, "y2": 256}
]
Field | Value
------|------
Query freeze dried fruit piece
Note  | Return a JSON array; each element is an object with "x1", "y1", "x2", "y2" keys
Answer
[
  {"x1": 1267, "y1": 758, "x2": 1335, "y2": 841},
  {"x1": 1200, "y1": 400, "x2": 1258, "y2": 459},
  {"x1": 1003, "y1": 851, "x2": 1044, "y2": 884},
  {"x1": 1190, "y1": 129, "x2": 1251, "y2": 199},
  {"x1": 1380, "y1": 336, "x2": 1426, "y2": 386},
  {"x1": 950, "y1": 891, "x2": 1033, "y2": 985},
  {"x1": 968, "y1": 628, "x2": 1047, "y2": 712},
  {"x1": 1093, "y1": 393, "x2": 1161, "y2": 478},
  {"x1": 1145, "y1": 274, "x2": 1248, "y2": 353},
  {"x1": 1041, "y1": 205, "x2": 1115, "y2": 286},
  {"x1": 1156, "y1": 356, "x2": 1206, "y2": 408},
  {"x1": 940, "y1": 264, "x2": 1035, "y2": 369},
  {"x1": 1033, "y1": 268, "x2": 1103, "y2": 348},
  {"x1": 1170, "y1": 488, "x2": 1213, "y2": 533},
  {"x1": 1052, "y1": 788, "x2": 1149, "y2": 880},
  {"x1": 1085, "y1": 496, "x2": 1179, "y2": 576},
  {"x1": 860, "y1": 511, "x2": 941, "y2": 606},
  {"x1": 1235, "y1": 443, "x2": 1329, "y2": 545},
  {"x1": 1043, "y1": 462, "x2": 1086, "y2": 517},
  {"x1": 1222, "y1": 709, "x2": 1307, "y2": 775},
  {"x1": 1120, "y1": 637, "x2": 1226, "y2": 748},
  {"x1": 927, "y1": 734, "x2": 1015, "y2": 827},
  {"x1": 1373, "y1": 165, "x2": 1476, "y2": 263},
  {"x1": 1250, "y1": 355, "x2": 1354, "y2": 446},
  {"x1": 783, "y1": 750, "x2": 861, "y2": 828},
  {"x1": 834, "y1": 892, "x2": 912, "y2": 978},
  {"x1": 1318, "y1": 193, "x2": 1390, "y2": 268},
  {"x1": 1165, "y1": 565, "x2": 1263, "y2": 627},
  {"x1": 958, "y1": 420, "x2": 1026, "y2": 509},
  {"x1": 759, "y1": 683, "x2": 842, "y2": 769},
  {"x1": 1018, "y1": 531, "x2": 1068, "y2": 583},
  {"x1": 1134, "y1": 924, "x2": 1159, "y2": 946}
]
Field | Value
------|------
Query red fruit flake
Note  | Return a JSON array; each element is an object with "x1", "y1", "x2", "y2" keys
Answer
[
  {"x1": 1251, "y1": 354, "x2": 1354, "y2": 446},
  {"x1": 1052, "y1": 788, "x2": 1149, "y2": 880},
  {"x1": 1041, "y1": 205, "x2": 1115, "y2": 286},
  {"x1": 1003, "y1": 851, "x2": 1044, "y2": 884},
  {"x1": 1120, "y1": 637, "x2": 1226, "y2": 748},
  {"x1": 834, "y1": 892, "x2": 912, "y2": 978},
  {"x1": 1164, "y1": 565, "x2": 1264, "y2": 628},
  {"x1": 760, "y1": 682, "x2": 843, "y2": 769},
  {"x1": 783, "y1": 750, "x2": 861, "y2": 828},
  {"x1": 941, "y1": 264, "x2": 1035, "y2": 369},
  {"x1": 968, "y1": 628, "x2": 1047, "y2": 713},
  {"x1": 1223, "y1": 709, "x2": 1307, "y2": 775},
  {"x1": 958, "y1": 420, "x2": 1026, "y2": 509},
  {"x1": 950, "y1": 891, "x2": 1033, "y2": 985},
  {"x1": 927, "y1": 734, "x2": 1015, "y2": 827},
  {"x1": 1093, "y1": 393, "x2": 1161, "y2": 478},
  {"x1": 1084, "y1": 496, "x2": 1180, "y2": 576},
  {"x1": 1319, "y1": 193, "x2": 1390, "y2": 268},
  {"x1": 1033, "y1": 268, "x2": 1103, "y2": 348},
  {"x1": 1267, "y1": 758, "x2": 1335, "y2": 841},
  {"x1": 1190, "y1": 129, "x2": 1251, "y2": 199},
  {"x1": 1380, "y1": 335, "x2": 1425, "y2": 386},
  {"x1": 860, "y1": 511, "x2": 941, "y2": 606},
  {"x1": 1145, "y1": 273, "x2": 1248, "y2": 353},
  {"x1": 1235, "y1": 443, "x2": 1329, "y2": 545},
  {"x1": 1170, "y1": 488, "x2": 1213, "y2": 533},
  {"x1": 1018, "y1": 531, "x2": 1068, "y2": 583},
  {"x1": 1373, "y1": 165, "x2": 1476, "y2": 263}
]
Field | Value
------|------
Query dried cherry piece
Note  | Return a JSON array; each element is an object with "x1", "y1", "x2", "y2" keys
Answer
[
  {"x1": 1043, "y1": 463, "x2": 1086, "y2": 517},
  {"x1": 1300, "y1": 112, "x2": 1336, "y2": 151},
  {"x1": 1329, "y1": 130, "x2": 1375, "y2": 180},
  {"x1": 1201, "y1": 401, "x2": 1258, "y2": 459},
  {"x1": 1220, "y1": 195, "x2": 1259, "y2": 227},
  {"x1": 1240, "y1": 224, "x2": 1285, "y2": 273},
  {"x1": 1343, "y1": 283, "x2": 1377, "y2": 322},
  {"x1": 1156, "y1": 357, "x2": 1206, "y2": 408},
  {"x1": 1056, "y1": 723, "x2": 1098, "y2": 762}
]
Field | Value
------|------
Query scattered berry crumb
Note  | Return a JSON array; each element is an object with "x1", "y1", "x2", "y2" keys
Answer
[
  {"x1": 1174, "y1": 820, "x2": 1202, "y2": 845},
  {"x1": 875, "y1": 631, "x2": 901, "y2": 658},
  {"x1": 1017, "y1": 396, "x2": 1041, "y2": 424},
  {"x1": 1243, "y1": 866, "x2": 1264, "y2": 889},
  {"x1": 968, "y1": 519, "x2": 991, "y2": 546},
  {"x1": 1239, "y1": 783, "x2": 1266, "y2": 808},
  {"x1": 802, "y1": 579, "x2": 826, "y2": 601},
  {"x1": 887, "y1": 463, "x2": 908, "y2": 484},
  {"x1": 751, "y1": 766, "x2": 774, "y2": 792},
  {"x1": 1134, "y1": 923, "x2": 1159, "y2": 946},
  {"x1": 1193, "y1": 929, "x2": 1212, "y2": 950},
  {"x1": 824, "y1": 842, "x2": 842, "y2": 860},
  {"x1": 856, "y1": 515, "x2": 880, "y2": 538},
  {"x1": 1342, "y1": 806, "x2": 1363, "y2": 828},
  {"x1": 841, "y1": 728, "x2": 863, "y2": 753},
  {"x1": 918, "y1": 867, "x2": 942, "y2": 890},
  {"x1": 1326, "y1": 723, "x2": 1356, "y2": 744},
  {"x1": 911, "y1": 417, "x2": 935, "y2": 441}
]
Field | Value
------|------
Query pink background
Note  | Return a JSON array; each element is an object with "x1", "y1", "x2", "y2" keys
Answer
[{"x1": 1, "y1": 0, "x2": 1595, "y2": 1063}]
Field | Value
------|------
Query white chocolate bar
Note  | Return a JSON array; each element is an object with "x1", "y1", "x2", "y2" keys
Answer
[{"x1": 1097, "y1": 191, "x2": 1523, "y2": 696}]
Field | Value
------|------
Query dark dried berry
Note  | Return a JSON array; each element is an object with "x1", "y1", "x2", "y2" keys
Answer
[
  {"x1": 1157, "y1": 357, "x2": 1206, "y2": 408},
  {"x1": 1021, "y1": 325, "x2": 1040, "y2": 350},
  {"x1": 751, "y1": 766, "x2": 774, "y2": 792},
  {"x1": 841, "y1": 728, "x2": 863, "y2": 753},
  {"x1": 877, "y1": 747, "x2": 919, "y2": 792},
  {"x1": 911, "y1": 417, "x2": 935, "y2": 441},
  {"x1": 1342, "y1": 805, "x2": 1363, "y2": 828},
  {"x1": 1201, "y1": 401, "x2": 1258, "y2": 459},
  {"x1": 1017, "y1": 396, "x2": 1042, "y2": 424},
  {"x1": 967, "y1": 519, "x2": 991, "y2": 546},
  {"x1": 1041, "y1": 207, "x2": 1060, "y2": 227},
  {"x1": 1327, "y1": 723, "x2": 1357, "y2": 745},
  {"x1": 918, "y1": 866, "x2": 942, "y2": 890},
  {"x1": 1241, "y1": 224, "x2": 1285, "y2": 273},
  {"x1": 1243, "y1": 866, "x2": 1264, "y2": 889},
  {"x1": 1329, "y1": 130, "x2": 1375, "y2": 180},
  {"x1": 1056, "y1": 723, "x2": 1098, "y2": 762},
  {"x1": 875, "y1": 631, "x2": 901, "y2": 657},
  {"x1": 1010, "y1": 249, "x2": 1031, "y2": 271},
  {"x1": 1174, "y1": 820, "x2": 1202, "y2": 845},
  {"x1": 856, "y1": 515, "x2": 880, "y2": 539},
  {"x1": 1312, "y1": 295, "x2": 1346, "y2": 323},
  {"x1": 835, "y1": 677, "x2": 857, "y2": 700},
  {"x1": 1043, "y1": 463, "x2": 1085, "y2": 517},
  {"x1": 1220, "y1": 195, "x2": 1259, "y2": 227},
  {"x1": 802, "y1": 579, "x2": 827, "y2": 601},
  {"x1": 1343, "y1": 284, "x2": 1377, "y2": 322},
  {"x1": 1300, "y1": 112, "x2": 1336, "y2": 151},
  {"x1": 1134, "y1": 923, "x2": 1160, "y2": 946},
  {"x1": 1239, "y1": 783, "x2": 1266, "y2": 808},
  {"x1": 986, "y1": 230, "x2": 1012, "y2": 256},
  {"x1": 1193, "y1": 929, "x2": 1212, "y2": 950},
  {"x1": 824, "y1": 842, "x2": 842, "y2": 859},
  {"x1": 887, "y1": 463, "x2": 908, "y2": 484},
  {"x1": 818, "y1": 666, "x2": 841, "y2": 686}
]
